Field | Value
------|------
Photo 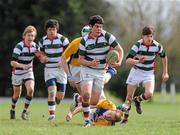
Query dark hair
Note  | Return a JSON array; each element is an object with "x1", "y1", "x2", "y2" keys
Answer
[
  {"x1": 142, "y1": 25, "x2": 155, "y2": 35},
  {"x1": 44, "y1": 19, "x2": 59, "y2": 31},
  {"x1": 89, "y1": 15, "x2": 104, "y2": 26}
]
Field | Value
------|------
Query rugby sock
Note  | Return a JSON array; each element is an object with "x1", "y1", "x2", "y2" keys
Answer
[
  {"x1": 137, "y1": 94, "x2": 146, "y2": 102},
  {"x1": 82, "y1": 103, "x2": 91, "y2": 121},
  {"x1": 23, "y1": 96, "x2": 32, "y2": 113},
  {"x1": 11, "y1": 98, "x2": 18, "y2": 111},
  {"x1": 48, "y1": 101, "x2": 56, "y2": 116}
]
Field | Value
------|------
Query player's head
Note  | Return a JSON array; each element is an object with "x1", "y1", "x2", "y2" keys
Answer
[
  {"x1": 44, "y1": 19, "x2": 59, "y2": 31},
  {"x1": 22, "y1": 25, "x2": 37, "y2": 41},
  {"x1": 81, "y1": 25, "x2": 91, "y2": 37},
  {"x1": 142, "y1": 25, "x2": 155, "y2": 45},
  {"x1": 89, "y1": 15, "x2": 104, "y2": 27},
  {"x1": 89, "y1": 15, "x2": 104, "y2": 37},
  {"x1": 142, "y1": 25, "x2": 155, "y2": 36},
  {"x1": 45, "y1": 19, "x2": 59, "y2": 38},
  {"x1": 103, "y1": 110, "x2": 123, "y2": 123}
]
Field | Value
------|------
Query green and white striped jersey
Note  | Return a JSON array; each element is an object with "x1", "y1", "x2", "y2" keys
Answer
[
  {"x1": 39, "y1": 34, "x2": 69, "y2": 68},
  {"x1": 79, "y1": 30, "x2": 119, "y2": 70},
  {"x1": 129, "y1": 39, "x2": 165, "y2": 71},
  {"x1": 11, "y1": 41, "x2": 38, "y2": 75}
]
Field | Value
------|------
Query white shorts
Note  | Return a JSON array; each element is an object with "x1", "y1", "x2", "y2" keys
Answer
[
  {"x1": 126, "y1": 67, "x2": 154, "y2": 86},
  {"x1": 80, "y1": 66, "x2": 106, "y2": 92},
  {"x1": 12, "y1": 71, "x2": 34, "y2": 86},
  {"x1": 44, "y1": 67, "x2": 67, "y2": 84},
  {"x1": 69, "y1": 65, "x2": 81, "y2": 83}
]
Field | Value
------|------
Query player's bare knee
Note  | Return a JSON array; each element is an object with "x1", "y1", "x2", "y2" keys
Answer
[
  {"x1": 13, "y1": 95, "x2": 20, "y2": 100},
  {"x1": 82, "y1": 93, "x2": 90, "y2": 103},
  {"x1": 57, "y1": 96, "x2": 64, "y2": 101},
  {"x1": 145, "y1": 92, "x2": 153, "y2": 99},
  {"x1": 27, "y1": 89, "x2": 34, "y2": 97}
]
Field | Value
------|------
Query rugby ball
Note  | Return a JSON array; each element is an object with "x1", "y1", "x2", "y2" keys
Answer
[{"x1": 106, "y1": 50, "x2": 119, "y2": 63}]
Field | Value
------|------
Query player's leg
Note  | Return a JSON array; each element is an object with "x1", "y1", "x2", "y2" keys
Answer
[
  {"x1": 122, "y1": 68, "x2": 141, "y2": 111},
  {"x1": 55, "y1": 68, "x2": 67, "y2": 104},
  {"x1": 69, "y1": 66, "x2": 82, "y2": 108},
  {"x1": 10, "y1": 85, "x2": 22, "y2": 119},
  {"x1": 46, "y1": 78, "x2": 57, "y2": 121},
  {"x1": 70, "y1": 84, "x2": 82, "y2": 112},
  {"x1": 124, "y1": 84, "x2": 137, "y2": 108},
  {"x1": 10, "y1": 74, "x2": 23, "y2": 119},
  {"x1": 56, "y1": 83, "x2": 66, "y2": 104},
  {"x1": 134, "y1": 74, "x2": 154, "y2": 114},
  {"x1": 134, "y1": 79, "x2": 154, "y2": 114},
  {"x1": 80, "y1": 80, "x2": 93, "y2": 127},
  {"x1": 21, "y1": 79, "x2": 35, "y2": 120},
  {"x1": 104, "y1": 67, "x2": 117, "y2": 84}
]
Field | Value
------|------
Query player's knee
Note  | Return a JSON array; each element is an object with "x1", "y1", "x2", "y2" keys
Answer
[
  {"x1": 56, "y1": 96, "x2": 64, "y2": 101},
  {"x1": 14, "y1": 95, "x2": 20, "y2": 100},
  {"x1": 145, "y1": 92, "x2": 153, "y2": 99},
  {"x1": 48, "y1": 89, "x2": 56, "y2": 99},
  {"x1": 82, "y1": 93, "x2": 90, "y2": 103},
  {"x1": 27, "y1": 89, "x2": 34, "y2": 97}
]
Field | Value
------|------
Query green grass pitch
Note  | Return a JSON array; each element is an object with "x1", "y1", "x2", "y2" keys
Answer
[{"x1": 0, "y1": 93, "x2": 180, "y2": 135}]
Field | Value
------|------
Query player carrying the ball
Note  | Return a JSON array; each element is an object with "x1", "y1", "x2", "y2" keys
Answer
[
  {"x1": 122, "y1": 25, "x2": 169, "y2": 122},
  {"x1": 78, "y1": 15, "x2": 124, "y2": 127}
]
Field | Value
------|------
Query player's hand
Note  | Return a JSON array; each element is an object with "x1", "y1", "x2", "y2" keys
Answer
[
  {"x1": 108, "y1": 61, "x2": 120, "y2": 67},
  {"x1": 58, "y1": 62, "x2": 62, "y2": 68},
  {"x1": 40, "y1": 56, "x2": 48, "y2": 63},
  {"x1": 162, "y1": 72, "x2": 169, "y2": 82},
  {"x1": 91, "y1": 58, "x2": 100, "y2": 66},
  {"x1": 23, "y1": 65, "x2": 32, "y2": 70},
  {"x1": 34, "y1": 50, "x2": 41, "y2": 58},
  {"x1": 66, "y1": 112, "x2": 73, "y2": 122},
  {"x1": 138, "y1": 56, "x2": 146, "y2": 64}
]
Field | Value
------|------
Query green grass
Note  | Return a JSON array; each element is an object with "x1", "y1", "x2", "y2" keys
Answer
[{"x1": 0, "y1": 93, "x2": 180, "y2": 135}]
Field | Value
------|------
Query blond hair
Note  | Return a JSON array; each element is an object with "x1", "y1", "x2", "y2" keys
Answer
[{"x1": 22, "y1": 25, "x2": 37, "y2": 38}]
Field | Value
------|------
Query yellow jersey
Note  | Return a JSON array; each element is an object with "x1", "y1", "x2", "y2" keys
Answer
[
  {"x1": 62, "y1": 37, "x2": 82, "y2": 66},
  {"x1": 93, "y1": 99, "x2": 117, "y2": 126}
]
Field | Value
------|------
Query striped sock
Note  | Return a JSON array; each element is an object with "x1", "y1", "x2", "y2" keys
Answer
[
  {"x1": 137, "y1": 94, "x2": 146, "y2": 102},
  {"x1": 82, "y1": 104, "x2": 91, "y2": 121},
  {"x1": 11, "y1": 98, "x2": 18, "y2": 111},
  {"x1": 48, "y1": 101, "x2": 56, "y2": 116},
  {"x1": 23, "y1": 96, "x2": 32, "y2": 113}
]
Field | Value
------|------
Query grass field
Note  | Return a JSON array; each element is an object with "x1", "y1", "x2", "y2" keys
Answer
[{"x1": 0, "y1": 93, "x2": 180, "y2": 135}]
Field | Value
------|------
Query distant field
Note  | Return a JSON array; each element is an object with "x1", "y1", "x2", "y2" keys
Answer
[{"x1": 0, "y1": 93, "x2": 180, "y2": 135}]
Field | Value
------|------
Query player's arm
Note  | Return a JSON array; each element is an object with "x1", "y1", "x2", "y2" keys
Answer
[
  {"x1": 11, "y1": 47, "x2": 31, "y2": 70},
  {"x1": 10, "y1": 60, "x2": 32, "y2": 70},
  {"x1": 62, "y1": 38, "x2": 80, "y2": 74},
  {"x1": 107, "y1": 32, "x2": 123, "y2": 67},
  {"x1": 158, "y1": 44, "x2": 169, "y2": 82},
  {"x1": 35, "y1": 49, "x2": 48, "y2": 64},
  {"x1": 66, "y1": 105, "x2": 83, "y2": 122},
  {"x1": 79, "y1": 55, "x2": 100, "y2": 67},
  {"x1": 126, "y1": 43, "x2": 145, "y2": 65},
  {"x1": 126, "y1": 54, "x2": 146, "y2": 65},
  {"x1": 161, "y1": 56, "x2": 169, "y2": 82},
  {"x1": 61, "y1": 55, "x2": 76, "y2": 88},
  {"x1": 110, "y1": 44, "x2": 124, "y2": 67}
]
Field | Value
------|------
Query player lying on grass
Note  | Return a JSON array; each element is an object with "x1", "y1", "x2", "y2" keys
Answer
[{"x1": 66, "y1": 99, "x2": 124, "y2": 126}]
